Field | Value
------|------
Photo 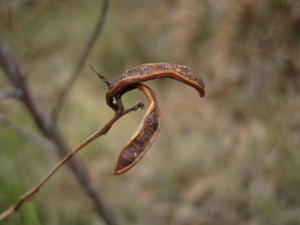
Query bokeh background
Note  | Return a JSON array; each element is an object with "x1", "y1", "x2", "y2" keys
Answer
[{"x1": 1, "y1": 0, "x2": 300, "y2": 224}]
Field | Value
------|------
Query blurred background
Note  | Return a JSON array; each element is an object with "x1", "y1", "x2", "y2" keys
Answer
[{"x1": 1, "y1": 0, "x2": 300, "y2": 224}]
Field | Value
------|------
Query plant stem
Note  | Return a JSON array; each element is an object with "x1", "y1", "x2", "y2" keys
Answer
[{"x1": 0, "y1": 103, "x2": 143, "y2": 221}]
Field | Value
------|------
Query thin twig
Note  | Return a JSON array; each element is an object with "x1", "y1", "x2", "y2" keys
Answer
[
  {"x1": 51, "y1": 0, "x2": 110, "y2": 123},
  {"x1": 0, "y1": 114, "x2": 55, "y2": 153},
  {"x1": 0, "y1": 102, "x2": 144, "y2": 221},
  {"x1": 0, "y1": 42, "x2": 119, "y2": 225},
  {"x1": 90, "y1": 64, "x2": 112, "y2": 89},
  {"x1": 0, "y1": 89, "x2": 22, "y2": 99}
]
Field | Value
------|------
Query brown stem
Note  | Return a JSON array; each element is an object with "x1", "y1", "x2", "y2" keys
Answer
[
  {"x1": 51, "y1": 0, "x2": 110, "y2": 123},
  {"x1": 90, "y1": 64, "x2": 112, "y2": 89},
  {"x1": 0, "y1": 42, "x2": 119, "y2": 225},
  {"x1": 0, "y1": 102, "x2": 143, "y2": 221}
]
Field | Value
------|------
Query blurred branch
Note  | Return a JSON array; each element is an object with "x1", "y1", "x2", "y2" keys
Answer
[
  {"x1": 0, "y1": 114, "x2": 55, "y2": 153},
  {"x1": 51, "y1": 0, "x2": 110, "y2": 124},
  {"x1": 0, "y1": 89, "x2": 22, "y2": 99},
  {"x1": 0, "y1": 42, "x2": 119, "y2": 225},
  {"x1": 0, "y1": 102, "x2": 143, "y2": 221}
]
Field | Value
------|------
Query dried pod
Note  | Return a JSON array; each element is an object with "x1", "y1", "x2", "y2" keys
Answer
[
  {"x1": 115, "y1": 84, "x2": 161, "y2": 175},
  {"x1": 106, "y1": 63, "x2": 205, "y2": 110},
  {"x1": 107, "y1": 63, "x2": 205, "y2": 174}
]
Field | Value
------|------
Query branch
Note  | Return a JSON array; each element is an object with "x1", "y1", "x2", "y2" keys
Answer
[
  {"x1": 0, "y1": 114, "x2": 55, "y2": 153},
  {"x1": 0, "y1": 42, "x2": 119, "y2": 225},
  {"x1": 0, "y1": 89, "x2": 22, "y2": 100},
  {"x1": 51, "y1": 0, "x2": 110, "y2": 123},
  {"x1": 0, "y1": 103, "x2": 144, "y2": 221}
]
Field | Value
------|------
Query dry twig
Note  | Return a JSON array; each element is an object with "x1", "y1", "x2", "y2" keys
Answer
[
  {"x1": 0, "y1": 114, "x2": 55, "y2": 152},
  {"x1": 0, "y1": 89, "x2": 22, "y2": 99},
  {"x1": 0, "y1": 102, "x2": 143, "y2": 221},
  {"x1": 0, "y1": 42, "x2": 119, "y2": 225},
  {"x1": 51, "y1": 0, "x2": 109, "y2": 123}
]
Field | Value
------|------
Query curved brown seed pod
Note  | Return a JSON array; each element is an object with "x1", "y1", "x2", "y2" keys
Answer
[
  {"x1": 106, "y1": 63, "x2": 205, "y2": 110},
  {"x1": 115, "y1": 84, "x2": 161, "y2": 175}
]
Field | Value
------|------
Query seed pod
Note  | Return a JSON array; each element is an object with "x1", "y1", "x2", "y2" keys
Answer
[
  {"x1": 108, "y1": 63, "x2": 205, "y2": 174},
  {"x1": 106, "y1": 63, "x2": 205, "y2": 110},
  {"x1": 115, "y1": 84, "x2": 161, "y2": 175}
]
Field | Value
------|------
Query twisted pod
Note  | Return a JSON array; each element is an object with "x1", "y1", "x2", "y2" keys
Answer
[{"x1": 106, "y1": 63, "x2": 205, "y2": 175}]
